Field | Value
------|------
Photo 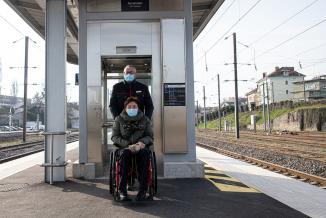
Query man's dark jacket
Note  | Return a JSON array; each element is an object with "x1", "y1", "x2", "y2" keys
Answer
[{"x1": 109, "y1": 80, "x2": 154, "y2": 119}]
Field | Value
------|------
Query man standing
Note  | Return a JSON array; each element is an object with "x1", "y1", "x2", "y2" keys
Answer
[{"x1": 109, "y1": 65, "x2": 154, "y2": 119}]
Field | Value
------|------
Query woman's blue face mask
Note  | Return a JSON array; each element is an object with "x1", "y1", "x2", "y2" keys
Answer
[
  {"x1": 124, "y1": 73, "x2": 135, "y2": 82},
  {"x1": 126, "y1": 108, "x2": 138, "y2": 117}
]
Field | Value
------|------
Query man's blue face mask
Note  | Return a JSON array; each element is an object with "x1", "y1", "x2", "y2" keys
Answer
[
  {"x1": 126, "y1": 108, "x2": 138, "y2": 117},
  {"x1": 124, "y1": 72, "x2": 135, "y2": 82}
]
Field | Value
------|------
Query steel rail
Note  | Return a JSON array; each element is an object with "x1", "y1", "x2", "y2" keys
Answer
[
  {"x1": 196, "y1": 135, "x2": 324, "y2": 161},
  {"x1": 0, "y1": 135, "x2": 79, "y2": 164},
  {"x1": 197, "y1": 141, "x2": 326, "y2": 187},
  {"x1": 198, "y1": 130, "x2": 326, "y2": 147}
]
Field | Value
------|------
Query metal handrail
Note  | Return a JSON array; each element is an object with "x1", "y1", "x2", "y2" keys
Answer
[{"x1": 102, "y1": 121, "x2": 115, "y2": 128}]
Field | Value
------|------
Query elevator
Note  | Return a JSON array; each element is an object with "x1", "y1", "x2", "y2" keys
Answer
[
  {"x1": 73, "y1": 0, "x2": 204, "y2": 179},
  {"x1": 101, "y1": 55, "x2": 155, "y2": 174}
]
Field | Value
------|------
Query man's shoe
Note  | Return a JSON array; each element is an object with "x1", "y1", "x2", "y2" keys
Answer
[
  {"x1": 119, "y1": 191, "x2": 131, "y2": 201},
  {"x1": 135, "y1": 190, "x2": 147, "y2": 201}
]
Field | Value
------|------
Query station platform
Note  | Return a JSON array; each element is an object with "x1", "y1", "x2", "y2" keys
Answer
[{"x1": 0, "y1": 142, "x2": 315, "y2": 218}]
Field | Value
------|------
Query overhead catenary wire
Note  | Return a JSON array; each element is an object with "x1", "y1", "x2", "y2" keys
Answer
[
  {"x1": 246, "y1": 0, "x2": 320, "y2": 47},
  {"x1": 195, "y1": 0, "x2": 263, "y2": 64},
  {"x1": 260, "y1": 42, "x2": 326, "y2": 64},
  {"x1": 300, "y1": 61, "x2": 326, "y2": 69},
  {"x1": 198, "y1": 0, "x2": 236, "y2": 41},
  {"x1": 196, "y1": 2, "x2": 326, "y2": 102},
  {"x1": 249, "y1": 18, "x2": 326, "y2": 63},
  {"x1": 0, "y1": 14, "x2": 25, "y2": 36},
  {"x1": 294, "y1": 42, "x2": 326, "y2": 57},
  {"x1": 0, "y1": 14, "x2": 44, "y2": 54},
  {"x1": 220, "y1": 0, "x2": 324, "y2": 73}
]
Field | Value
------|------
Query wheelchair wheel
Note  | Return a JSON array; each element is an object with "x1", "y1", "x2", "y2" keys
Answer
[
  {"x1": 153, "y1": 151, "x2": 158, "y2": 194},
  {"x1": 148, "y1": 151, "x2": 157, "y2": 199},
  {"x1": 110, "y1": 150, "x2": 120, "y2": 201},
  {"x1": 109, "y1": 151, "x2": 114, "y2": 194}
]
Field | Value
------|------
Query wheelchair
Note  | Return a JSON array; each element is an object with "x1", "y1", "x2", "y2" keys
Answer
[{"x1": 109, "y1": 145, "x2": 157, "y2": 201}]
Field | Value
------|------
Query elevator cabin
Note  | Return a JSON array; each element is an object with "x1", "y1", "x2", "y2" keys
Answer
[{"x1": 74, "y1": 1, "x2": 203, "y2": 179}]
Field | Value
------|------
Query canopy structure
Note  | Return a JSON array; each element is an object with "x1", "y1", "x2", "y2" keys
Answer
[{"x1": 4, "y1": 0, "x2": 224, "y2": 65}]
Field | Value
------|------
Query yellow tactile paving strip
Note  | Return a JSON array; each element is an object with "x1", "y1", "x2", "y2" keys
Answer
[{"x1": 205, "y1": 166, "x2": 259, "y2": 193}]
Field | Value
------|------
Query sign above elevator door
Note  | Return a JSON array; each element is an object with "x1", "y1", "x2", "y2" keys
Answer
[{"x1": 121, "y1": 0, "x2": 149, "y2": 11}]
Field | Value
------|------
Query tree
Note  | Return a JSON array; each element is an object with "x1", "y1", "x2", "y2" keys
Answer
[{"x1": 28, "y1": 92, "x2": 45, "y2": 123}]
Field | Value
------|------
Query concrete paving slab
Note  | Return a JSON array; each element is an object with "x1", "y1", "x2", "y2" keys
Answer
[
  {"x1": 197, "y1": 146, "x2": 326, "y2": 218},
  {"x1": 0, "y1": 145, "x2": 308, "y2": 218}
]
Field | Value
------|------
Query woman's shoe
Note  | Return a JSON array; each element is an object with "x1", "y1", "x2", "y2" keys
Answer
[{"x1": 119, "y1": 190, "x2": 131, "y2": 201}]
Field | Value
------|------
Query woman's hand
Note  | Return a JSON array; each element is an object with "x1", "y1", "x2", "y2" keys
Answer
[
  {"x1": 128, "y1": 142, "x2": 145, "y2": 153},
  {"x1": 137, "y1": 141, "x2": 145, "y2": 149},
  {"x1": 128, "y1": 144, "x2": 137, "y2": 153}
]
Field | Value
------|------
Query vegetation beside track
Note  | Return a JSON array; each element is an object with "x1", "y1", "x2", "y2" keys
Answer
[{"x1": 198, "y1": 104, "x2": 326, "y2": 129}]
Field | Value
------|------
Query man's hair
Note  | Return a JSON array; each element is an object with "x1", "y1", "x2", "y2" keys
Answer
[
  {"x1": 124, "y1": 65, "x2": 136, "y2": 73},
  {"x1": 124, "y1": 96, "x2": 140, "y2": 108}
]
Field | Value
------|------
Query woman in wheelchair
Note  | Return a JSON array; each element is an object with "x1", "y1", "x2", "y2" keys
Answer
[{"x1": 111, "y1": 97, "x2": 153, "y2": 201}]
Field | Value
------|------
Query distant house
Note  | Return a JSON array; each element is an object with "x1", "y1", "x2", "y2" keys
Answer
[
  {"x1": 293, "y1": 75, "x2": 326, "y2": 101},
  {"x1": 67, "y1": 102, "x2": 79, "y2": 129},
  {"x1": 221, "y1": 97, "x2": 247, "y2": 112},
  {"x1": 257, "y1": 67, "x2": 305, "y2": 104},
  {"x1": 245, "y1": 87, "x2": 260, "y2": 111},
  {"x1": 0, "y1": 95, "x2": 25, "y2": 108},
  {"x1": 0, "y1": 95, "x2": 31, "y2": 126}
]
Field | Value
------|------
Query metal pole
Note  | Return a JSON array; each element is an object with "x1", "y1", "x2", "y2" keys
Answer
[
  {"x1": 203, "y1": 86, "x2": 207, "y2": 129},
  {"x1": 23, "y1": 36, "x2": 29, "y2": 142},
  {"x1": 233, "y1": 33, "x2": 240, "y2": 138},
  {"x1": 196, "y1": 100, "x2": 199, "y2": 127},
  {"x1": 303, "y1": 78, "x2": 306, "y2": 102},
  {"x1": 262, "y1": 83, "x2": 266, "y2": 131},
  {"x1": 103, "y1": 74, "x2": 107, "y2": 146},
  {"x1": 217, "y1": 74, "x2": 222, "y2": 131},
  {"x1": 9, "y1": 107, "x2": 12, "y2": 132},
  {"x1": 271, "y1": 82, "x2": 274, "y2": 103},
  {"x1": 36, "y1": 113, "x2": 40, "y2": 131},
  {"x1": 266, "y1": 81, "x2": 271, "y2": 133}
]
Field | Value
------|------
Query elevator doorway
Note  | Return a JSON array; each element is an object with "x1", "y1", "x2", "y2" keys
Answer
[{"x1": 101, "y1": 56, "x2": 153, "y2": 159}]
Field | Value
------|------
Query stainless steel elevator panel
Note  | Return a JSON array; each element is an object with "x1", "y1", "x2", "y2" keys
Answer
[
  {"x1": 150, "y1": 22, "x2": 163, "y2": 174},
  {"x1": 87, "y1": 23, "x2": 103, "y2": 176},
  {"x1": 161, "y1": 19, "x2": 187, "y2": 153},
  {"x1": 100, "y1": 22, "x2": 152, "y2": 56},
  {"x1": 87, "y1": 21, "x2": 163, "y2": 175}
]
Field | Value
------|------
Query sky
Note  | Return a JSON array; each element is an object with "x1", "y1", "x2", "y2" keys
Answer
[
  {"x1": 0, "y1": 0, "x2": 325, "y2": 106},
  {"x1": 0, "y1": 0, "x2": 78, "y2": 102},
  {"x1": 194, "y1": 0, "x2": 326, "y2": 106}
]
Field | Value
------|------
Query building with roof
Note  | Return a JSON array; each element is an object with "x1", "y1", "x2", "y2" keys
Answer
[
  {"x1": 0, "y1": 95, "x2": 25, "y2": 108},
  {"x1": 221, "y1": 97, "x2": 247, "y2": 112},
  {"x1": 257, "y1": 67, "x2": 305, "y2": 104},
  {"x1": 245, "y1": 87, "x2": 260, "y2": 111},
  {"x1": 293, "y1": 75, "x2": 326, "y2": 101}
]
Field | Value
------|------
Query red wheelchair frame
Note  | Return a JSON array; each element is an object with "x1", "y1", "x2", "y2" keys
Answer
[{"x1": 109, "y1": 147, "x2": 157, "y2": 201}]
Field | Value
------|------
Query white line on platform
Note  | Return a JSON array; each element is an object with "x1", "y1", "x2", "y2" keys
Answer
[
  {"x1": 197, "y1": 146, "x2": 326, "y2": 218},
  {"x1": 0, "y1": 141, "x2": 79, "y2": 181}
]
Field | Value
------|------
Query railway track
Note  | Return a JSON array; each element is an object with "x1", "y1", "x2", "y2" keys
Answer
[
  {"x1": 197, "y1": 141, "x2": 326, "y2": 188},
  {"x1": 0, "y1": 134, "x2": 79, "y2": 164},
  {"x1": 199, "y1": 130, "x2": 326, "y2": 148},
  {"x1": 196, "y1": 134, "x2": 325, "y2": 162},
  {"x1": 197, "y1": 130, "x2": 326, "y2": 162}
]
